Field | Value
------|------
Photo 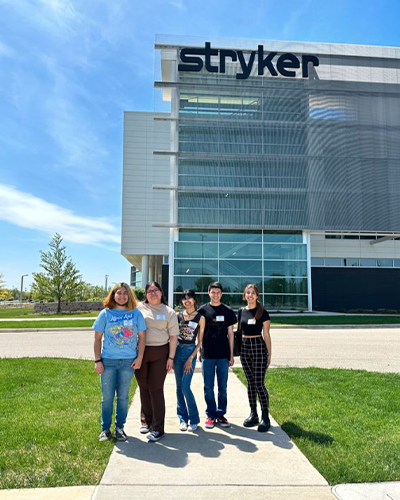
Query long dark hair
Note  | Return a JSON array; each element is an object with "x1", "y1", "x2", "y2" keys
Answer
[
  {"x1": 243, "y1": 284, "x2": 264, "y2": 320},
  {"x1": 144, "y1": 281, "x2": 167, "y2": 305}
]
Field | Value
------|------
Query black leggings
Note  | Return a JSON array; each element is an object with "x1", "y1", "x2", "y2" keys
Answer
[{"x1": 240, "y1": 337, "x2": 269, "y2": 413}]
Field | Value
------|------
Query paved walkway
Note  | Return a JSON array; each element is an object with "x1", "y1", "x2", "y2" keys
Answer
[{"x1": 92, "y1": 370, "x2": 334, "y2": 500}]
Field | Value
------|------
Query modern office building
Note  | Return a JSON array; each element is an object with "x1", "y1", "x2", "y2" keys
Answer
[{"x1": 122, "y1": 36, "x2": 400, "y2": 311}]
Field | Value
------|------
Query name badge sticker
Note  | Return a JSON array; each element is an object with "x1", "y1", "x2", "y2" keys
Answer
[
  {"x1": 156, "y1": 314, "x2": 166, "y2": 320},
  {"x1": 216, "y1": 315, "x2": 225, "y2": 322},
  {"x1": 247, "y1": 319, "x2": 256, "y2": 325},
  {"x1": 188, "y1": 321, "x2": 198, "y2": 329}
]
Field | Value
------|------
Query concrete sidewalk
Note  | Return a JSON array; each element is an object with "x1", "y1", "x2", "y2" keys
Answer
[{"x1": 92, "y1": 370, "x2": 334, "y2": 500}]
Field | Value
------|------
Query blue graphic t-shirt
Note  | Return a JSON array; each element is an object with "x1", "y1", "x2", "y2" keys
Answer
[{"x1": 92, "y1": 308, "x2": 146, "y2": 359}]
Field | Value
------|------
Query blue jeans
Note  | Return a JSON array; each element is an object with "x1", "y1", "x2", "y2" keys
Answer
[
  {"x1": 100, "y1": 357, "x2": 135, "y2": 431},
  {"x1": 202, "y1": 357, "x2": 229, "y2": 418},
  {"x1": 174, "y1": 344, "x2": 200, "y2": 425}
]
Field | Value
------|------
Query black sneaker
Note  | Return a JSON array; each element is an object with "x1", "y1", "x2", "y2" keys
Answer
[
  {"x1": 147, "y1": 431, "x2": 164, "y2": 442},
  {"x1": 216, "y1": 416, "x2": 230, "y2": 428},
  {"x1": 115, "y1": 427, "x2": 127, "y2": 441},
  {"x1": 99, "y1": 430, "x2": 112, "y2": 441}
]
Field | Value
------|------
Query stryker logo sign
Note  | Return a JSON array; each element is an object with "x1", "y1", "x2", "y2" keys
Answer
[{"x1": 178, "y1": 42, "x2": 319, "y2": 80}]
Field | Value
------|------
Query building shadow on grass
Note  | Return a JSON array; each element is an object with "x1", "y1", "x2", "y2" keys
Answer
[{"x1": 281, "y1": 421, "x2": 334, "y2": 445}]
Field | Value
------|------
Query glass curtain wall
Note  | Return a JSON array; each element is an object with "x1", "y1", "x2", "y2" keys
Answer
[{"x1": 174, "y1": 229, "x2": 308, "y2": 309}]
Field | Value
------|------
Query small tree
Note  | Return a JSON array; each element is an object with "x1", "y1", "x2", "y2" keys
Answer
[
  {"x1": 0, "y1": 273, "x2": 11, "y2": 301},
  {"x1": 31, "y1": 234, "x2": 84, "y2": 313}
]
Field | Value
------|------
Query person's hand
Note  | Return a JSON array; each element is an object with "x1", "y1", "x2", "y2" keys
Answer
[
  {"x1": 198, "y1": 353, "x2": 202, "y2": 362},
  {"x1": 184, "y1": 358, "x2": 193, "y2": 374},
  {"x1": 267, "y1": 355, "x2": 271, "y2": 369},
  {"x1": 166, "y1": 358, "x2": 174, "y2": 373},
  {"x1": 131, "y1": 356, "x2": 143, "y2": 370},
  {"x1": 94, "y1": 361, "x2": 104, "y2": 374},
  {"x1": 229, "y1": 356, "x2": 234, "y2": 367}
]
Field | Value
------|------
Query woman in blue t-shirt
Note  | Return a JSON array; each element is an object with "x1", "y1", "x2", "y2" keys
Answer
[
  {"x1": 175, "y1": 289, "x2": 205, "y2": 432},
  {"x1": 93, "y1": 283, "x2": 146, "y2": 442},
  {"x1": 239, "y1": 284, "x2": 272, "y2": 432}
]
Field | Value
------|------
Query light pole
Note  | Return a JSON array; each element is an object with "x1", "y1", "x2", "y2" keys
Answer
[
  {"x1": 20, "y1": 274, "x2": 28, "y2": 303},
  {"x1": 104, "y1": 275, "x2": 109, "y2": 294}
]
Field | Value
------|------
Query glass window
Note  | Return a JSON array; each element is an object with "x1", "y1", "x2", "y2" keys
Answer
[
  {"x1": 264, "y1": 261, "x2": 307, "y2": 277},
  {"x1": 311, "y1": 258, "x2": 324, "y2": 266},
  {"x1": 174, "y1": 259, "x2": 218, "y2": 276},
  {"x1": 220, "y1": 294, "x2": 245, "y2": 308},
  {"x1": 174, "y1": 276, "x2": 218, "y2": 293},
  {"x1": 220, "y1": 260, "x2": 262, "y2": 276},
  {"x1": 219, "y1": 243, "x2": 262, "y2": 260},
  {"x1": 175, "y1": 242, "x2": 218, "y2": 259},
  {"x1": 324, "y1": 258, "x2": 343, "y2": 266},
  {"x1": 377, "y1": 259, "x2": 393, "y2": 267},
  {"x1": 265, "y1": 294, "x2": 308, "y2": 310},
  {"x1": 178, "y1": 229, "x2": 218, "y2": 242},
  {"x1": 344, "y1": 258, "x2": 359, "y2": 267},
  {"x1": 264, "y1": 278, "x2": 307, "y2": 294},
  {"x1": 394, "y1": 260, "x2": 400, "y2": 268},
  {"x1": 263, "y1": 231, "x2": 303, "y2": 242},
  {"x1": 219, "y1": 230, "x2": 262, "y2": 242},
  {"x1": 359, "y1": 259, "x2": 377, "y2": 267},
  {"x1": 174, "y1": 293, "x2": 210, "y2": 308},
  {"x1": 264, "y1": 243, "x2": 307, "y2": 260},
  {"x1": 220, "y1": 277, "x2": 262, "y2": 294}
]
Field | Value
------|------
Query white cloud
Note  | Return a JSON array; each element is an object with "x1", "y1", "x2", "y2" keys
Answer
[
  {"x1": 0, "y1": 183, "x2": 120, "y2": 246},
  {"x1": 0, "y1": 40, "x2": 14, "y2": 58}
]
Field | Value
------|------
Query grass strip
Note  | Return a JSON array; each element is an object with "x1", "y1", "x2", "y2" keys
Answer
[
  {"x1": 0, "y1": 358, "x2": 137, "y2": 489},
  {"x1": 0, "y1": 308, "x2": 97, "y2": 319},
  {"x1": 0, "y1": 320, "x2": 94, "y2": 329},
  {"x1": 271, "y1": 315, "x2": 400, "y2": 325},
  {"x1": 234, "y1": 367, "x2": 400, "y2": 485}
]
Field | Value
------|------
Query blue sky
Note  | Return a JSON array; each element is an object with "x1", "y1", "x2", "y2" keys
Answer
[{"x1": 1, "y1": 0, "x2": 399, "y2": 289}]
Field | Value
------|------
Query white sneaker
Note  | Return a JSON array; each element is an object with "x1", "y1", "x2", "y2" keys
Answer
[
  {"x1": 188, "y1": 424, "x2": 198, "y2": 432},
  {"x1": 139, "y1": 424, "x2": 150, "y2": 434},
  {"x1": 179, "y1": 421, "x2": 188, "y2": 431}
]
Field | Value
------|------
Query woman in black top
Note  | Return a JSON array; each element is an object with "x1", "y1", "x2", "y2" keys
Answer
[
  {"x1": 239, "y1": 284, "x2": 272, "y2": 432},
  {"x1": 175, "y1": 290, "x2": 205, "y2": 432}
]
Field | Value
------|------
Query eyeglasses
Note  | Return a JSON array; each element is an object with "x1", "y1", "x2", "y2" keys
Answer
[{"x1": 147, "y1": 289, "x2": 161, "y2": 294}]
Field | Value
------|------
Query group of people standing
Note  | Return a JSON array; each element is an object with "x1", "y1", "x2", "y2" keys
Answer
[{"x1": 92, "y1": 280, "x2": 272, "y2": 442}]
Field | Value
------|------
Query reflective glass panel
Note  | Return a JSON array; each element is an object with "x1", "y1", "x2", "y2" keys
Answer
[
  {"x1": 175, "y1": 242, "x2": 218, "y2": 259},
  {"x1": 219, "y1": 260, "x2": 262, "y2": 276},
  {"x1": 219, "y1": 230, "x2": 262, "y2": 242},
  {"x1": 311, "y1": 258, "x2": 324, "y2": 266},
  {"x1": 264, "y1": 278, "x2": 308, "y2": 294},
  {"x1": 174, "y1": 259, "x2": 218, "y2": 276},
  {"x1": 377, "y1": 259, "x2": 393, "y2": 267},
  {"x1": 264, "y1": 243, "x2": 307, "y2": 260},
  {"x1": 178, "y1": 229, "x2": 218, "y2": 241},
  {"x1": 174, "y1": 276, "x2": 218, "y2": 293},
  {"x1": 263, "y1": 232, "x2": 303, "y2": 242},
  {"x1": 220, "y1": 277, "x2": 262, "y2": 294},
  {"x1": 219, "y1": 243, "x2": 262, "y2": 260},
  {"x1": 264, "y1": 261, "x2": 307, "y2": 277},
  {"x1": 265, "y1": 294, "x2": 308, "y2": 310},
  {"x1": 359, "y1": 259, "x2": 377, "y2": 267},
  {"x1": 325, "y1": 258, "x2": 343, "y2": 266},
  {"x1": 344, "y1": 258, "x2": 359, "y2": 267}
]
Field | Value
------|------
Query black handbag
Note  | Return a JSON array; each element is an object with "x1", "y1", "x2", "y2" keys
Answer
[{"x1": 233, "y1": 308, "x2": 243, "y2": 357}]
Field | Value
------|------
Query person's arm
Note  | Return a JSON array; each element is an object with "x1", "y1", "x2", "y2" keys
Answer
[
  {"x1": 166, "y1": 334, "x2": 178, "y2": 373},
  {"x1": 131, "y1": 330, "x2": 146, "y2": 369},
  {"x1": 263, "y1": 320, "x2": 272, "y2": 368},
  {"x1": 184, "y1": 315, "x2": 205, "y2": 374},
  {"x1": 228, "y1": 324, "x2": 234, "y2": 366},
  {"x1": 94, "y1": 331, "x2": 104, "y2": 374}
]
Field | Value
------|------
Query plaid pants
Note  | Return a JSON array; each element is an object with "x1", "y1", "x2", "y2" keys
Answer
[{"x1": 240, "y1": 337, "x2": 269, "y2": 412}]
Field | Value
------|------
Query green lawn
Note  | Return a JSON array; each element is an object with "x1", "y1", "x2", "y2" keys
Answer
[
  {"x1": 0, "y1": 358, "x2": 137, "y2": 489},
  {"x1": 0, "y1": 320, "x2": 94, "y2": 329},
  {"x1": 0, "y1": 308, "x2": 97, "y2": 319},
  {"x1": 234, "y1": 367, "x2": 400, "y2": 484},
  {"x1": 271, "y1": 315, "x2": 400, "y2": 325}
]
